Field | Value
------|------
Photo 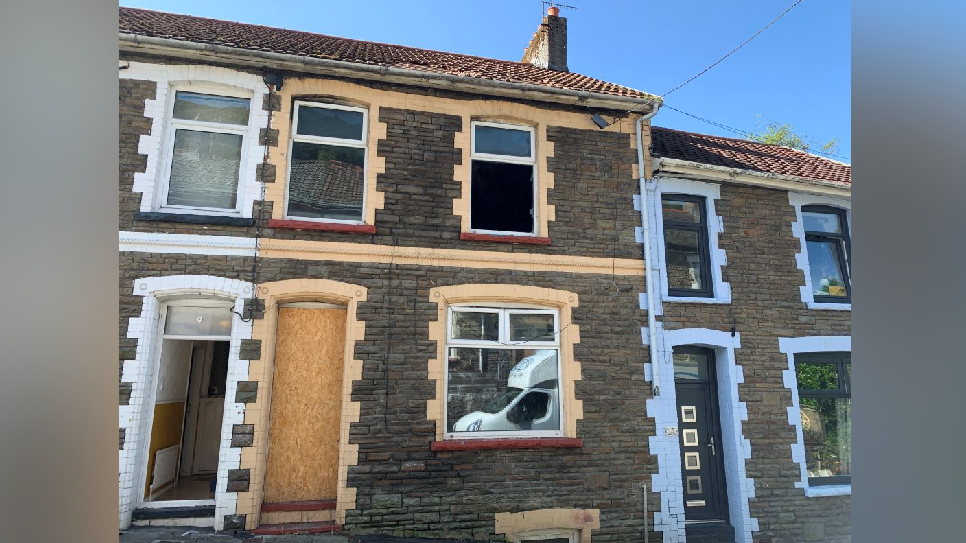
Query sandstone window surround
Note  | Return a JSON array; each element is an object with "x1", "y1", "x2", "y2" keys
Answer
[
  {"x1": 155, "y1": 85, "x2": 255, "y2": 216},
  {"x1": 427, "y1": 285, "x2": 583, "y2": 450},
  {"x1": 789, "y1": 192, "x2": 852, "y2": 310},
  {"x1": 467, "y1": 121, "x2": 539, "y2": 237},
  {"x1": 646, "y1": 177, "x2": 731, "y2": 307},
  {"x1": 779, "y1": 335, "x2": 852, "y2": 497},
  {"x1": 283, "y1": 101, "x2": 369, "y2": 225}
]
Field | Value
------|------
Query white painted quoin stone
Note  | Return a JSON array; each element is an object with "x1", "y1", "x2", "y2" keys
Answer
[
  {"x1": 119, "y1": 275, "x2": 253, "y2": 530},
  {"x1": 787, "y1": 192, "x2": 851, "y2": 311},
  {"x1": 642, "y1": 326, "x2": 758, "y2": 543},
  {"x1": 119, "y1": 62, "x2": 270, "y2": 217},
  {"x1": 778, "y1": 335, "x2": 852, "y2": 498}
]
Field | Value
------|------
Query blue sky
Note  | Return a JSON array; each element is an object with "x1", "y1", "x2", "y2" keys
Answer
[{"x1": 121, "y1": 0, "x2": 851, "y2": 161}]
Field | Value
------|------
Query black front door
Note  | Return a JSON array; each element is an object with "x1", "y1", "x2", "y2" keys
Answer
[{"x1": 673, "y1": 346, "x2": 729, "y2": 522}]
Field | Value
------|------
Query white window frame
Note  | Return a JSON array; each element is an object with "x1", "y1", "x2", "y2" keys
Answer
[
  {"x1": 649, "y1": 177, "x2": 732, "y2": 308},
  {"x1": 788, "y1": 193, "x2": 852, "y2": 311},
  {"x1": 779, "y1": 335, "x2": 852, "y2": 497},
  {"x1": 444, "y1": 304, "x2": 562, "y2": 439},
  {"x1": 469, "y1": 121, "x2": 538, "y2": 236},
  {"x1": 285, "y1": 101, "x2": 369, "y2": 224},
  {"x1": 156, "y1": 85, "x2": 254, "y2": 216}
]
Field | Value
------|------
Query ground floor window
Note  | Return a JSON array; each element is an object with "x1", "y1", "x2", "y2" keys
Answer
[
  {"x1": 795, "y1": 352, "x2": 851, "y2": 485},
  {"x1": 445, "y1": 306, "x2": 561, "y2": 437}
]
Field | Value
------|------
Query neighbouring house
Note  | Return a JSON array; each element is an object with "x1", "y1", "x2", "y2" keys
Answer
[{"x1": 118, "y1": 6, "x2": 850, "y2": 543}]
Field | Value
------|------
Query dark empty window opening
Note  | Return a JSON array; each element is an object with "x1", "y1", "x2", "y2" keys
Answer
[{"x1": 470, "y1": 122, "x2": 536, "y2": 234}]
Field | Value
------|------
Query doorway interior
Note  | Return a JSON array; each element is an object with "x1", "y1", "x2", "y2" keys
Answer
[{"x1": 142, "y1": 303, "x2": 233, "y2": 506}]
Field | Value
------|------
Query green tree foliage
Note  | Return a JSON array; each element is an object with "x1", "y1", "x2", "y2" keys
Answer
[{"x1": 748, "y1": 114, "x2": 839, "y2": 156}]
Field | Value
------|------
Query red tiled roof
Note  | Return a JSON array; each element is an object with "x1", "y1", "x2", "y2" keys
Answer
[
  {"x1": 118, "y1": 7, "x2": 652, "y2": 101},
  {"x1": 651, "y1": 127, "x2": 851, "y2": 185}
]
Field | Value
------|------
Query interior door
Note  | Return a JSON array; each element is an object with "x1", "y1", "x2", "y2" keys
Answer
[
  {"x1": 673, "y1": 347, "x2": 729, "y2": 522},
  {"x1": 192, "y1": 341, "x2": 229, "y2": 474},
  {"x1": 264, "y1": 307, "x2": 346, "y2": 503}
]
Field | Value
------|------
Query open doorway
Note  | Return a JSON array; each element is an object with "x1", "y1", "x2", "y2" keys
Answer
[{"x1": 142, "y1": 303, "x2": 232, "y2": 505}]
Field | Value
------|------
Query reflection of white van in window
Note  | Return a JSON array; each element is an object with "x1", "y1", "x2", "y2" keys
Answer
[{"x1": 453, "y1": 350, "x2": 559, "y2": 432}]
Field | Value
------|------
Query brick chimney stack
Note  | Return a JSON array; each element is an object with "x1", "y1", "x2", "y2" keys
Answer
[{"x1": 522, "y1": 7, "x2": 569, "y2": 72}]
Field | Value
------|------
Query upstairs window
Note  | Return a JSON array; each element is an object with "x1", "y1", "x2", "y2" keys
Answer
[
  {"x1": 661, "y1": 195, "x2": 712, "y2": 297},
  {"x1": 795, "y1": 352, "x2": 851, "y2": 486},
  {"x1": 470, "y1": 122, "x2": 536, "y2": 235},
  {"x1": 802, "y1": 206, "x2": 851, "y2": 303},
  {"x1": 445, "y1": 306, "x2": 561, "y2": 437},
  {"x1": 287, "y1": 102, "x2": 368, "y2": 222},
  {"x1": 161, "y1": 91, "x2": 252, "y2": 212}
]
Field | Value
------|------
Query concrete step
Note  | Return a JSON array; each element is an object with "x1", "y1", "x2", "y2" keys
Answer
[{"x1": 252, "y1": 521, "x2": 342, "y2": 535}]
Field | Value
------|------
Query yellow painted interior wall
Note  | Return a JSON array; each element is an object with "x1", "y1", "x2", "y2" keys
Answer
[{"x1": 144, "y1": 401, "x2": 186, "y2": 498}]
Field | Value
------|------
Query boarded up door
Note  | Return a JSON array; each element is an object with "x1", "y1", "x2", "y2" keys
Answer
[{"x1": 264, "y1": 307, "x2": 346, "y2": 503}]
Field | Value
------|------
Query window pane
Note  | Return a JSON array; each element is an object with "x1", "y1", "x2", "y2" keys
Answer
[
  {"x1": 447, "y1": 348, "x2": 559, "y2": 433},
  {"x1": 662, "y1": 198, "x2": 702, "y2": 224},
  {"x1": 451, "y1": 311, "x2": 499, "y2": 341},
  {"x1": 470, "y1": 160, "x2": 534, "y2": 233},
  {"x1": 509, "y1": 313, "x2": 555, "y2": 342},
  {"x1": 796, "y1": 362, "x2": 840, "y2": 391},
  {"x1": 806, "y1": 240, "x2": 848, "y2": 297},
  {"x1": 800, "y1": 397, "x2": 851, "y2": 479},
  {"x1": 673, "y1": 351, "x2": 710, "y2": 380},
  {"x1": 167, "y1": 129, "x2": 242, "y2": 209},
  {"x1": 296, "y1": 106, "x2": 365, "y2": 140},
  {"x1": 164, "y1": 306, "x2": 233, "y2": 336},
  {"x1": 664, "y1": 227, "x2": 705, "y2": 291},
  {"x1": 173, "y1": 92, "x2": 250, "y2": 125},
  {"x1": 288, "y1": 142, "x2": 365, "y2": 220},
  {"x1": 474, "y1": 125, "x2": 531, "y2": 157},
  {"x1": 803, "y1": 211, "x2": 843, "y2": 234}
]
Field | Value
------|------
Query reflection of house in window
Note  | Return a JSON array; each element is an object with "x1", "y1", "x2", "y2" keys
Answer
[{"x1": 288, "y1": 157, "x2": 365, "y2": 220}]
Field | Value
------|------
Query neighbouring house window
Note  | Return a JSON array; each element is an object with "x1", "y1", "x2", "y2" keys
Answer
[
  {"x1": 470, "y1": 122, "x2": 536, "y2": 234},
  {"x1": 661, "y1": 194, "x2": 712, "y2": 297},
  {"x1": 161, "y1": 91, "x2": 252, "y2": 212},
  {"x1": 796, "y1": 352, "x2": 851, "y2": 485},
  {"x1": 445, "y1": 306, "x2": 561, "y2": 436},
  {"x1": 287, "y1": 102, "x2": 368, "y2": 222},
  {"x1": 802, "y1": 205, "x2": 851, "y2": 302}
]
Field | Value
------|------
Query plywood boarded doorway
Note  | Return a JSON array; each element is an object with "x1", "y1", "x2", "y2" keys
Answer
[{"x1": 264, "y1": 306, "x2": 347, "y2": 503}]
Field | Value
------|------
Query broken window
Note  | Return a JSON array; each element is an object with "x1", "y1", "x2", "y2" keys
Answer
[
  {"x1": 445, "y1": 307, "x2": 561, "y2": 436},
  {"x1": 661, "y1": 194, "x2": 713, "y2": 297},
  {"x1": 162, "y1": 91, "x2": 251, "y2": 211},
  {"x1": 287, "y1": 102, "x2": 367, "y2": 222},
  {"x1": 470, "y1": 122, "x2": 536, "y2": 234}
]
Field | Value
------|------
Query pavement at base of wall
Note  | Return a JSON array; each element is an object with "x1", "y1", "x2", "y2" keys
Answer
[{"x1": 120, "y1": 526, "x2": 349, "y2": 543}]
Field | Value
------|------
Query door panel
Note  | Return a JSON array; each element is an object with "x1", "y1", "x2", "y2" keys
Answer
[
  {"x1": 264, "y1": 307, "x2": 346, "y2": 503},
  {"x1": 674, "y1": 347, "x2": 729, "y2": 522},
  {"x1": 192, "y1": 399, "x2": 223, "y2": 473}
]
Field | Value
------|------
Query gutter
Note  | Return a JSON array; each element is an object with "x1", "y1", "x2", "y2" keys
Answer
[
  {"x1": 635, "y1": 109, "x2": 662, "y2": 396},
  {"x1": 655, "y1": 157, "x2": 851, "y2": 198},
  {"x1": 119, "y1": 33, "x2": 659, "y2": 112}
]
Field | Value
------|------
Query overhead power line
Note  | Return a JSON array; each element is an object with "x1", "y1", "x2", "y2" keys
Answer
[{"x1": 662, "y1": 0, "x2": 805, "y2": 97}]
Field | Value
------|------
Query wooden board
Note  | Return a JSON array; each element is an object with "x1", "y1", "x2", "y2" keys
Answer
[
  {"x1": 264, "y1": 308, "x2": 346, "y2": 503},
  {"x1": 144, "y1": 401, "x2": 185, "y2": 498}
]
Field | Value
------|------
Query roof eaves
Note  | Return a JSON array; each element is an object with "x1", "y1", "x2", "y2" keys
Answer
[{"x1": 654, "y1": 157, "x2": 851, "y2": 197}]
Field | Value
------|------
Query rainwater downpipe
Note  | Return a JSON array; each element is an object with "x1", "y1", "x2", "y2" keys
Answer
[{"x1": 635, "y1": 106, "x2": 662, "y2": 397}]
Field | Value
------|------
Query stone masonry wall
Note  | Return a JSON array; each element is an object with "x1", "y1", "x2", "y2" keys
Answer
[{"x1": 659, "y1": 182, "x2": 851, "y2": 543}]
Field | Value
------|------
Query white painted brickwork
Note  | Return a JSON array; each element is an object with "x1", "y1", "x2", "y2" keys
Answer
[
  {"x1": 119, "y1": 275, "x2": 253, "y2": 531},
  {"x1": 787, "y1": 193, "x2": 851, "y2": 311},
  {"x1": 120, "y1": 62, "x2": 269, "y2": 216},
  {"x1": 779, "y1": 335, "x2": 851, "y2": 498}
]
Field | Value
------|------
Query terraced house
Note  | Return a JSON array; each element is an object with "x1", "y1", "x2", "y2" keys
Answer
[{"x1": 118, "y1": 6, "x2": 851, "y2": 543}]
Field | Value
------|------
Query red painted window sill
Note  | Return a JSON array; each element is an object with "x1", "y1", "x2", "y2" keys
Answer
[
  {"x1": 460, "y1": 232, "x2": 551, "y2": 245},
  {"x1": 269, "y1": 219, "x2": 376, "y2": 234},
  {"x1": 431, "y1": 437, "x2": 582, "y2": 451}
]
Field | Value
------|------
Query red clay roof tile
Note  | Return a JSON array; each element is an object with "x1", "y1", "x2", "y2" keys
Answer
[
  {"x1": 118, "y1": 7, "x2": 653, "y2": 101},
  {"x1": 651, "y1": 127, "x2": 851, "y2": 185}
]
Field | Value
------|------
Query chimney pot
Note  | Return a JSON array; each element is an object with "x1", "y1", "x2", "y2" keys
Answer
[{"x1": 548, "y1": 6, "x2": 560, "y2": 16}]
